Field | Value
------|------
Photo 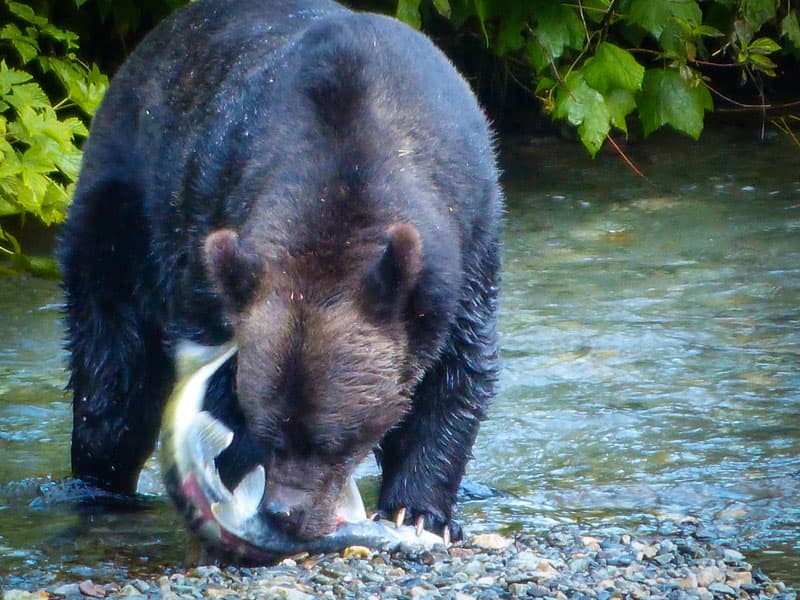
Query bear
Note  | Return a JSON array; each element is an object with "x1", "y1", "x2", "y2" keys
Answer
[{"x1": 60, "y1": 0, "x2": 501, "y2": 544}]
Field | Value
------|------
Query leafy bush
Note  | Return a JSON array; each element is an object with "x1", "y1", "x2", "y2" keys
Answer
[
  {"x1": 1, "y1": 0, "x2": 798, "y2": 275},
  {"x1": 397, "y1": 0, "x2": 800, "y2": 156},
  {"x1": 0, "y1": 0, "x2": 107, "y2": 275}
]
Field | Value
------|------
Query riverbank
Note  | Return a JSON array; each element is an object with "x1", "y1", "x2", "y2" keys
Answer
[{"x1": 3, "y1": 516, "x2": 796, "y2": 599}]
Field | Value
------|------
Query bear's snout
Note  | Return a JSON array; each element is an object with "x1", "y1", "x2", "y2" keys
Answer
[
  {"x1": 261, "y1": 493, "x2": 308, "y2": 537},
  {"x1": 260, "y1": 475, "x2": 340, "y2": 540}
]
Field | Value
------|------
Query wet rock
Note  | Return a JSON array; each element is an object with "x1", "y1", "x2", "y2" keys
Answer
[
  {"x1": 631, "y1": 541, "x2": 658, "y2": 560},
  {"x1": 3, "y1": 592, "x2": 48, "y2": 600},
  {"x1": 677, "y1": 571, "x2": 698, "y2": 590},
  {"x1": 605, "y1": 553, "x2": 633, "y2": 567},
  {"x1": 116, "y1": 585, "x2": 145, "y2": 598},
  {"x1": 652, "y1": 552, "x2": 675, "y2": 566},
  {"x1": 726, "y1": 569, "x2": 753, "y2": 588},
  {"x1": 708, "y1": 581, "x2": 737, "y2": 596},
  {"x1": 722, "y1": 548, "x2": 745, "y2": 563},
  {"x1": 568, "y1": 557, "x2": 591, "y2": 573},
  {"x1": 77, "y1": 580, "x2": 105, "y2": 598},
  {"x1": 470, "y1": 533, "x2": 513, "y2": 550},
  {"x1": 4, "y1": 517, "x2": 796, "y2": 600},
  {"x1": 342, "y1": 545, "x2": 371, "y2": 559},
  {"x1": 51, "y1": 583, "x2": 81, "y2": 597},
  {"x1": 581, "y1": 535, "x2": 602, "y2": 551},
  {"x1": 696, "y1": 565, "x2": 725, "y2": 587}
]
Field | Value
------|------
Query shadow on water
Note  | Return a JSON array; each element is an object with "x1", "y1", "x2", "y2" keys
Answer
[{"x1": 1, "y1": 128, "x2": 798, "y2": 588}]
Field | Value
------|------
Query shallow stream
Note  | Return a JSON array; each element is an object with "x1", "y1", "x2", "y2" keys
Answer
[{"x1": 1, "y1": 129, "x2": 798, "y2": 589}]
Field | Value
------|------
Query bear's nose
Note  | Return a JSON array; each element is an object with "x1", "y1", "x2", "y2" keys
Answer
[{"x1": 262, "y1": 499, "x2": 306, "y2": 536}]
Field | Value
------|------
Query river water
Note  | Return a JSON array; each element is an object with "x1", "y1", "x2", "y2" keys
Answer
[{"x1": 1, "y1": 129, "x2": 798, "y2": 589}]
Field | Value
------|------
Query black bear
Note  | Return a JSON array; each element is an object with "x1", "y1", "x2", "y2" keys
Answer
[{"x1": 61, "y1": 0, "x2": 501, "y2": 543}]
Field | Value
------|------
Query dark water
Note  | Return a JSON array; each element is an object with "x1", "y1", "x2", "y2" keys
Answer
[{"x1": 1, "y1": 129, "x2": 799, "y2": 589}]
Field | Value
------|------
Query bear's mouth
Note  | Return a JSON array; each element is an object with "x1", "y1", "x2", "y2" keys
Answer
[{"x1": 159, "y1": 341, "x2": 443, "y2": 561}]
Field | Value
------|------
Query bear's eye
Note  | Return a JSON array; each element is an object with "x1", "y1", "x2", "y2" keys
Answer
[
  {"x1": 320, "y1": 291, "x2": 344, "y2": 308},
  {"x1": 312, "y1": 436, "x2": 362, "y2": 466}
]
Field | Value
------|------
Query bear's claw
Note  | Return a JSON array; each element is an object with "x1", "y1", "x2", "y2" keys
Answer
[
  {"x1": 377, "y1": 507, "x2": 454, "y2": 547},
  {"x1": 394, "y1": 507, "x2": 406, "y2": 529},
  {"x1": 415, "y1": 514, "x2": 425, "y2": 536}
]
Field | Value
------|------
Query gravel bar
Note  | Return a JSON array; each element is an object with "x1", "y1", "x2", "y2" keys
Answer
[{"x1": 3, "y1": 517, "x2": 797, "y2": 599}]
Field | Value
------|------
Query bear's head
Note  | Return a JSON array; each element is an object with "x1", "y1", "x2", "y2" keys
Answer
[{"x1": 202, "y1": 224, "x2": 423, "y2": 539}]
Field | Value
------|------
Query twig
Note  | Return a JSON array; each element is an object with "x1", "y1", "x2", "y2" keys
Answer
[{"x1": 605, "y1": 135, "x2": 648, "y2": 179}]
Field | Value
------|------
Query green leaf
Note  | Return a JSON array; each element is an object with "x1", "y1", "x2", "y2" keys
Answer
[
  {"x1": 695, "y1": 25, "x2": 725, "y2": 39},
  {"x1": 54, "y1": 142, "x2": 83, "y2": 180},
  {"x1": 781, "y1": 12, "x2": 800, "y2": 49},
  {"x1": 20, "y1": 144, "x2": 57, "y2": 176},
  {"x1": 474, "y1": 0, "x2": 491, "y2": 45},
  {"x1": 432, "y1": 0, "x2": 451, "y2": 18},
  {"x1": 38, "y1": 180, "x2": 70, "y2": 225},
  {"x1": 638, "y1": 68, "x2": 713, "y2": 139},
  {"x1": 62, "y1": 116, "x2": 89, "y2": 138},
  {"x1": 526, "y1": 39, "x2": 550, "y2": 74},
  {"x1": 0, "y1": 226, "x2": 22, "y2": 254},
  {"x1": 446, "y1": 0, "x2": 477, "y2": 28},
  {"x1": 496, "y1": 3, "x2": 529, "y2": 55},
  {"x1": 1, "y1": 23, "x2": 40, "y2": 64},
  {"x1": 39, "y1": 58, "x2": 109, "y2": 116},
  {"x1": 20, "y1": 254, "x2": 60, "y2": 278},
  {"x1": 15, "y1": 172, "x2": 47, "y2": 212},
  {"x1": 554, "y1": 72, "x2": 610, "y2": 156},
  {"x1": 581, "y1": 0, "x2": 613, "y2": 24},
  {"x1": 748, "y1": 37, "x2": 781, "y2": 54},
  {"x1": 23, "y1": 106, "x2": 78, "y2": 150},
  {"x1": 39, "y1": 23, "x2": 80, "y2": 49},
  {"x1": 748, "y1": 52, "x2": 777, "y2": 74},
  {"x1": 531, "y1": 1, "x2": 585, "y2": 64},
  {"x1": 396, "y1": 0, "x2": 422, "y2": 29},
  {"x1": 535, "y1": 76, "x2": 556, "y2": 94},
  {"x1": 742, "y1": 0, "x2": 777, "y2": 31},
  {"x1": 7, "y1": 2, "x2": 48, "y2": 27},
  {"x1": 0, "y1": 61, "x2": 32, "y2": 95},
  {"x1": 628, "y1": 0, "x2": 702, "y2": 39},
  {"x1": 582, "y1": 42, "x2": 645, "y2": 93},
  {"x1": 605, "y1": 88, "x2": 637, "y2": 134},
  {"x1": 4, "y1": 82, "x2": 50, "y2": 112},
  {"x1": 0, "y1": 193, "x2": 22, "y2": 218}
]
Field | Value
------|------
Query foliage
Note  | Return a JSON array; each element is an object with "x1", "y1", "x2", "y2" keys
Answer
[
  {"x1": 1, "y1": 0, "x2": 798, "y2": 277},
  {"x1": 0, "y1": 0, "x2": 107, "y2": 275},
  {"x1": 396, "y1": 0, "x2": 800, "y2": 156}
]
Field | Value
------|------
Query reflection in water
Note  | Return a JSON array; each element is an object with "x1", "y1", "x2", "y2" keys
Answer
[{"x1": 1, "y1": 129, "x2": 799, "y2": 587}]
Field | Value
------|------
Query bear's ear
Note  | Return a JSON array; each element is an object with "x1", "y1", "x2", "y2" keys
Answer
[
  {"x1": 363, "y1": 223, "x2": 422, "y2": 319},
  {"x1": 204, "y1": 229, "x2": 264, "y2": 312}
]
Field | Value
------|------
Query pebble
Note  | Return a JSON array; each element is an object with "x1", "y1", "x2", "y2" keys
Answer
[
  {"x1": 723, "y1": 548, "x2": 745, "y2": 563},
  {"x1": 342, "y1": 545, "x2": 371, "y2": 559},
  {"x1": 709, "y1": 581, "x2": 737, "y2": 596},
  {"x1": 470, "y1": 532, "x2": 513, "y2": 550},
  {"x1": 51, "y1": 583, "x2": 81, "y2": 596},
  {"x1": 78, "y1": 581, "x2": 105, "y2": 598},
  {"x1": 2, "y1": 518, "x2": 797, "y2": 600},
  {"x1": 696, "y1": 565, "x2": 724, "y2": 587}
]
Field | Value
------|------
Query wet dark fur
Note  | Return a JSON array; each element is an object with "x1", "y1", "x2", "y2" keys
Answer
[{"x1": 61, "y1": 0, "x2": 501, "y2": 540}]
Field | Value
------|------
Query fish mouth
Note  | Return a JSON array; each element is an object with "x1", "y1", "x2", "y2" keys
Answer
[{"x1": 159, "y1": 341, "x2": 443, "y2": 561}]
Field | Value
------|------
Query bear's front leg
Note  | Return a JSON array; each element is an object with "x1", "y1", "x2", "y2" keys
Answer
[
  {"x1": 376, "y1": 264, "x2": 499, "y2": 541},
  {"x1": 62, "y1": 180, "x2": 173, "y2": 494}
]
